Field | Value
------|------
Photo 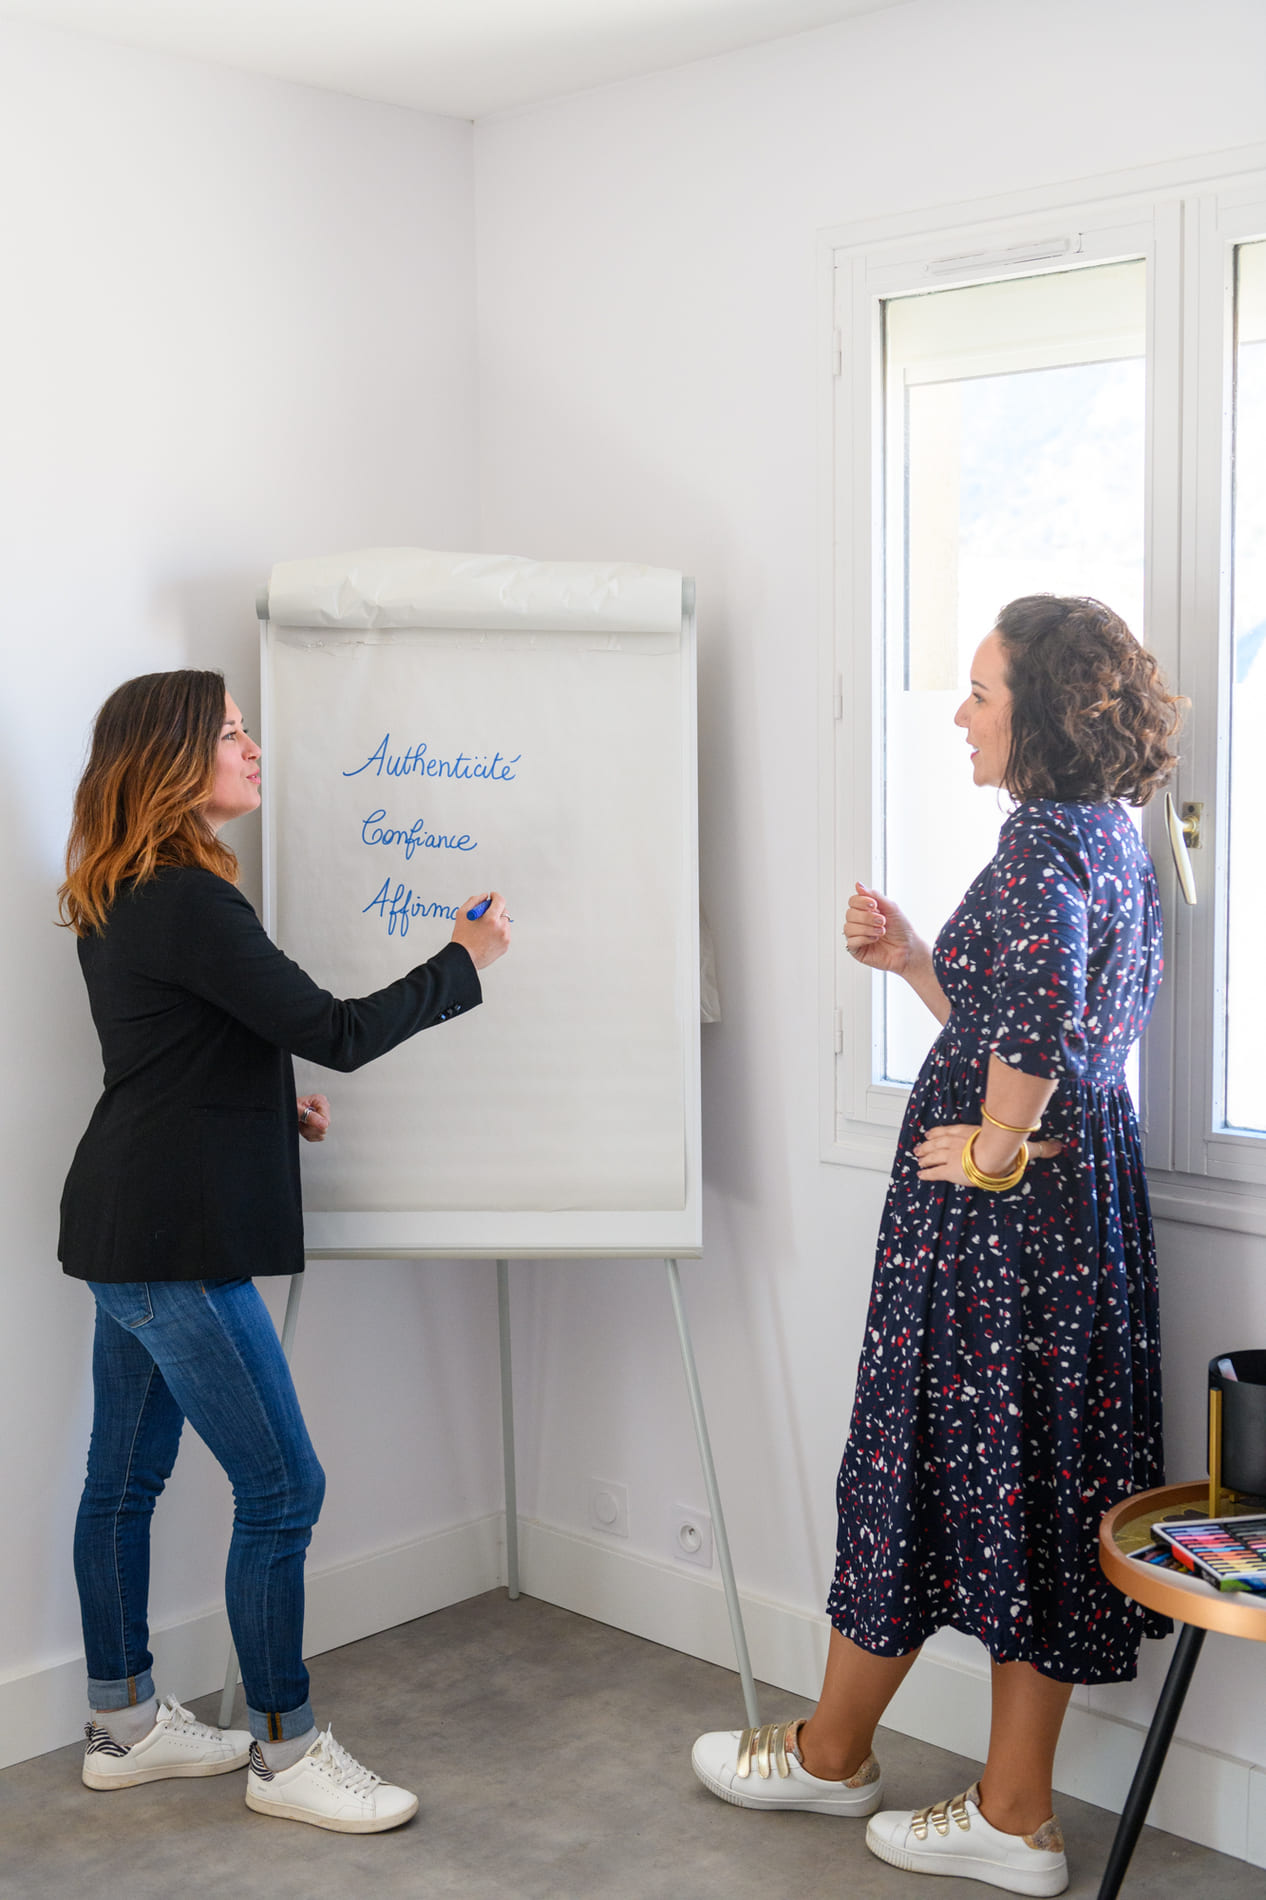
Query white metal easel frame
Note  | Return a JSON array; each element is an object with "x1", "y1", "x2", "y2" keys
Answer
[{"x1": 219, "y1": 1260, "x2": 759, "y2": 1730}]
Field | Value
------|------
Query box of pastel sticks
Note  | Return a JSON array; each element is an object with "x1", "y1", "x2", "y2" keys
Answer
[{"x1": 1151, "y1": 1515, "x2": 1266, "y2": 1592}]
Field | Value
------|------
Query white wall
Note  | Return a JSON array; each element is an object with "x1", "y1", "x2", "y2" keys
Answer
[
  {"x1": 6, "y1": 0, "x2": 1266, "y2": 1863},
  {"x1": 474, "y1": 0, "x2": 1266, "y2": 1858},
  {"x1": 0, "y1": 19, "x2": 503, "y2": 1762}
]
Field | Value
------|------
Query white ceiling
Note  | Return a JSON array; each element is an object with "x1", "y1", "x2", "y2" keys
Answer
[{"x1": 0, "y1": 0, "x2": 913, "y2": 120}]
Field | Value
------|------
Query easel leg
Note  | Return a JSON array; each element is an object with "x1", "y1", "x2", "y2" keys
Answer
[
  {"x1": 498, "y1": 1259, "x2": 520, "y2": 1600},
  {"x1": 1095, "y1": 1623, "x2": 1206, "y2": 1900},
  {"x1": 218, "y1": 1273, "x2": 306, "y2": 1730},
  {"x1": 665, "y1": 1258, "x2": 759, "y2": 1728}
]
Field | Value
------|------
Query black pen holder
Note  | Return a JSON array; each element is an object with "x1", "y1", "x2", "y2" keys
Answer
[{"x1": 1208, "y1": 1351, "x2": 1266, "y2": 1515}]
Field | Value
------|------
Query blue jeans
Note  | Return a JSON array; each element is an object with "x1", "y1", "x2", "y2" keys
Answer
[{"x1": 74, "y1": 1278, "x2": 325, "y2": 1742}]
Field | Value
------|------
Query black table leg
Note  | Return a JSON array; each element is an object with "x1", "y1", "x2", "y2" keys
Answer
[{"x1": 1095, "y1": 1622, "x2": 1207, "y2": 1899}]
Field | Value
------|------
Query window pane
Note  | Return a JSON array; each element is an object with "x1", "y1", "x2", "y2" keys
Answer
[
  {"x1": 881, "y1": 262, "x2": 1146, "y2": 1086},
  {"x1": 1225, "y1": 239, "x2": 1266, "y2": 1134}
]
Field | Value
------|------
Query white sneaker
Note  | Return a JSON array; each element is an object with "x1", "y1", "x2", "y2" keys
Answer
[
  {"x1": 691, "y1": 1719, "x2": 884, "y2": 1816},
  {"x1": 866, "y1": 1782, "x2": 1068, "y2": 1896},
  {"x1": 245, "y1": 1727, "x2": 418, "y2": 1834},
  {"x1": 82, "y1": 1695, "x2": 251, "y2": 1789}
]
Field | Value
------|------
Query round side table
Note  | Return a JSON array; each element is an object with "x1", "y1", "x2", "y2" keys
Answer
[{"x1": 1097, "y1": 1481, "x2": 1266, "y2": 1898}]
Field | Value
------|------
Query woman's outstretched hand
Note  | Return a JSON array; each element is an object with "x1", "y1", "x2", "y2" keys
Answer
[
  {"x1": 450, "y1": 892, "x2": 512, "y2": 971},
  {"x1": 914, "y1": 1122, "x2": 1064, "y2": 1186},
  {"x1": 845, "y1": 882, "x2": 924, "y2": 976},
  {"x1": 297, "y1": 1094, "x2": 331, "y2": 1143}
]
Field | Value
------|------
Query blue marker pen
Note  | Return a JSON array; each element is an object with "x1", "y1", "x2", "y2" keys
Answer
[{"x1": 466, "y1": 896, "x2": 492, "y2": 920}]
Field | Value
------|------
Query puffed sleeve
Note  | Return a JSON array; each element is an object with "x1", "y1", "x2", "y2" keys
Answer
[{"x1": 986, "y1": 805, "x2": 1090, "y2": 1080}]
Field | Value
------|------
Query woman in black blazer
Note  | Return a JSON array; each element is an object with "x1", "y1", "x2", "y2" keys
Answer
[{"x1": 59, "y1": 669, "x2": 509, "y2": 1834}]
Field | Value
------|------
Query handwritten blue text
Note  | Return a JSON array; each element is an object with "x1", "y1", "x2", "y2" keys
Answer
[
  {"x1": 344, "y1": 736, "x2": 520, "y2": 783},
  {"x1": 362, "y1": 879, "x2": 460, "y2": 937},
  {"x1": 361, "y1": 810, "x2": 477, "y2": 860}
]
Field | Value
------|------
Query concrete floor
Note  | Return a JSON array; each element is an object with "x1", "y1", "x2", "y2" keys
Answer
[{"x1": 0, "y1": 1590, "x2": 1260, "y2": 1899}]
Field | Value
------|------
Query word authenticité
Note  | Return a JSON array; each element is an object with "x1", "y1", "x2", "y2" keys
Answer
[{"x1": 343, "y1": 736, "x2": 521, "y2": 783}]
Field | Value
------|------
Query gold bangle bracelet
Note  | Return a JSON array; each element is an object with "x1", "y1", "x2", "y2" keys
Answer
[
  {"x1": 961, "y1": 1129, "x2": 1028, "y2": 1192},
  {"x1": 963, "y1": 1146, "x2": 1027, "y2": 1191},
  {"x1": 981, "y1": 1106, "x2": 1041, "y2": 1135},
  {"x1": 962, "y1": 1147, "x2": 1027, "y2": 1191}
]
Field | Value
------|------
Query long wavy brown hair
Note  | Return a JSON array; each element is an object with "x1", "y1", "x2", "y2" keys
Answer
[
  {"x1": 995, "y1": 596, "x2": 1183, "y2": 805},
  {"x1": 59, "y1": 670, "x2": 238, "y2": 936}
]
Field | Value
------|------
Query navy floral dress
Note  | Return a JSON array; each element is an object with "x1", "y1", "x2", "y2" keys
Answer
[{"x1": 826, "y1": 800, "x2": 1168, "y2": 1684}]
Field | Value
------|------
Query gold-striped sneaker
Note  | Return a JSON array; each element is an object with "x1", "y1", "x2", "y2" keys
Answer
[
  {"x1": 866, "y1": 1782, "x2": 1068, "y2": 1895},
  {"x1": 691, "y1": 1719, "x2": 883, "y2": 1815}
]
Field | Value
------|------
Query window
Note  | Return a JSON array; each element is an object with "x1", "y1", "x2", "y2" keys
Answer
[
  {"x1": 822, "y1": 159, "x2": 1266, "y2": 1230},
  {"x1": 1226, "y1": 238, "x2": 1266, "y2": 1136},
  {"x1": 881, "y1": 262, "x2": 1146, "y2": 1088}
]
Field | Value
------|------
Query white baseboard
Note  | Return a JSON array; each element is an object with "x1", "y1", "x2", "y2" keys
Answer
[
  {"x1": 517, "y1": 1517, "x2": 1266, "y2": 1870},
  {"x1": 4, "y1": 1508, "x2": 1262, "y2": 1871},
  {"x1": 0, "y1": 1512, "x2": 503, "y2": 1772}
]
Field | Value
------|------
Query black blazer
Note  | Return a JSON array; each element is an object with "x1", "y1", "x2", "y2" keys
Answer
[{"x1": 59, "y1": 866, "x2": 481, "y2": 1283}]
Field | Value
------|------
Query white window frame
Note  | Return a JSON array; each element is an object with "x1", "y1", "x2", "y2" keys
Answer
[{"x1": 818, "y1": 141, "x2": 1266, "y2": 1236}]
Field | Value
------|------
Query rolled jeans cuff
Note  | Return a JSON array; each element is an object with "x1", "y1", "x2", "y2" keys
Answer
[
  {"x1": 88, "y1": 1669, "x2": 156, "y2": 1712},
  {"x1": 247, "y1": 1699, "x2": 316, "y2": 1743}
]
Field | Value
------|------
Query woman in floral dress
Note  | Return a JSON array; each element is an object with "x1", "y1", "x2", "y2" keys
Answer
[{"x1": 693, "y1": 596, "x2": 1182, "y2": 1897}]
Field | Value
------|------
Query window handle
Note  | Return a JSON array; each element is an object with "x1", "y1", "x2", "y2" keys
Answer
[{"x1": 1164, "y1": 793, "x2": 1199, "y2": 906}]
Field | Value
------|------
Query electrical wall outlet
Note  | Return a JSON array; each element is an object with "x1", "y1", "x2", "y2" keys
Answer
[
  {"x1": 587, "y1": 1479, "x2": 629, "y2": 1538},
  {"x1": 670, "y1": 1504, "x2": 713, "y2": 1568}
]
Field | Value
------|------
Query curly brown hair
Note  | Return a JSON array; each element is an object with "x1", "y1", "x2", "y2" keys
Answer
[
  {"x1": 59, "y1": 670, "x2": 239, "y2": 936},
  {"x1": 995, "y1": 595, "x2": 1183, "y2": 805}
]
